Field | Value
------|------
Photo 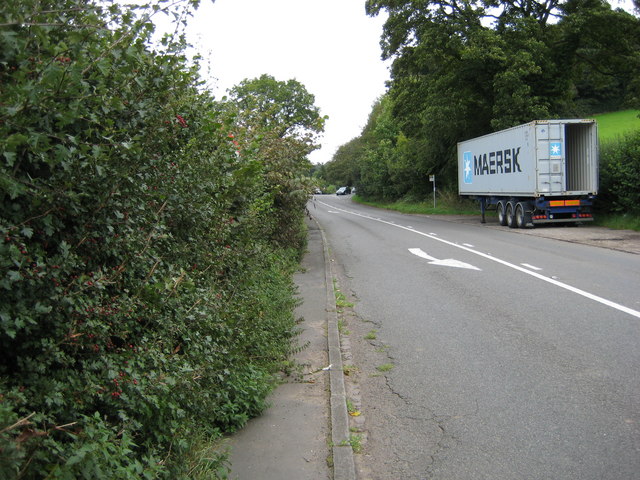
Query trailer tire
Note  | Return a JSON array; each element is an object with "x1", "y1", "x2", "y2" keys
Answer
[
  {"x1": 515, "y1": 202, "x2": 527, "y2": 228},
  {"x1": 497, "y1": 201, "x2": 508, "y2": 226},
  {"x1": 506, "y1": 202, "x2": 517, "y2": 228}
]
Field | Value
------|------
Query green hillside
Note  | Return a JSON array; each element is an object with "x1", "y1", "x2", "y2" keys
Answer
[{"x1": 593, "y1": 109, "x2": 640, "y2": 142}]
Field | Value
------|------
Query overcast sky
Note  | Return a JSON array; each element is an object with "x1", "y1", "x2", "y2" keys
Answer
[
  {"x1": 184, "y1": 0, "x2": 390, "y2": 164},
  {"x1": 176, "y1": 1, "x2": 636, "y2": 165}
]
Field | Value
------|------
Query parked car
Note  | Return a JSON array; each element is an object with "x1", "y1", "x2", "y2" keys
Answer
[
  {"x1": 313, "y1": 188, "x2": 323, "y2": 194},
  {"x1": 336, "y1": 186, "x2": 351, "y2": 195}
]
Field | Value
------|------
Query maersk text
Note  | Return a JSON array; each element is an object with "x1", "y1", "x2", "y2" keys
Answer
[{"x1": 474, "y1": 147, "x2": 522, "y2": 175}]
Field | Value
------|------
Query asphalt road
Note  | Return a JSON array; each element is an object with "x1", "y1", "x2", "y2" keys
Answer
[{"x1": 310, "y1": 195, "x2": 640, "y2": 480}]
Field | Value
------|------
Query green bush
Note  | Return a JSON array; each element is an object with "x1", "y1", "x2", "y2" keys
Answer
[
  {"x1": 1, "y1": 1, "x2": 313, "y2": 477},
  {"x1": 598, "y1": 131, "x2": 640, "y2": 214}
]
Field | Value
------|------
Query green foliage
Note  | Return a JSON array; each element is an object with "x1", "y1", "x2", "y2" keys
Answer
[
  {"x1": 598, "y1": 131, "x2": 640, "y2": 214},
  {"x1": 364, "y1": 330, "x2": 377, "y2": 340},
  {"x1": 326, "y1": 137, "x2": 365, "y2": 187},
  {"x1": 375, "y1": 363, "x2": 394, "y2": 373},
  {"x1": 562, "y1": 0, "x2": 640, "y2": 115},
  {"x1": 226, "y1": 74, "x2": 324, "y2": 253},
  {"x1": 0, "y1": 1, "x2": 321, "y2": 477}
]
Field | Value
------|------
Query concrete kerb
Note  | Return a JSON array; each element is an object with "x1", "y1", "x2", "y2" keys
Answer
[{"x1": 315, "y1": 219, "x2": 357, "y2": 480}]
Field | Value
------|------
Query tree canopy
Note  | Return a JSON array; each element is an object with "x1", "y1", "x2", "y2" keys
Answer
[
  {"x1": 228, "y1": 74, "x2": 326, "y2": 142},
  {"x1": 318, "y1": 0, "x2": 640, "y2": 199}
]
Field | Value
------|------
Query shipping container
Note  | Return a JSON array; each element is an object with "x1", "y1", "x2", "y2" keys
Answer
[{"x1": 457, "y1": 119, "x2": 598, "y2": 228}]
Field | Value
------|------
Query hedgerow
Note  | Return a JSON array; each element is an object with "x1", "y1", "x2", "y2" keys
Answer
[
  {"x1": 1, "y1": 1, "x2": 316, "y2": 477},
  {"x1": 598, "y1": 131, "x2": 640, "y2": 215}
]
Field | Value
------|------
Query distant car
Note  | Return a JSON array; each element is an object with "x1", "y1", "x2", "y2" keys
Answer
[
  {"x1": 313, "y1": 188, "x2": 323, "y2": 194},
  {"x1": 336, "y1": 186, "x2": 351, "y2": 195}
]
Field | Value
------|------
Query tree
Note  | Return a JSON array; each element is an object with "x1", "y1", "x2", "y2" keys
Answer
[
  {"x1": 561, "y1": 0, "x2": 640, "y2": 114},
  {"x1": 228, "y1": 74, "x2": 326, "y2": 142},
  {"x1": 322, "y1": 137, "x2": 365, "y2": 187},
  {"x1": 365, "y1": 0, "x2": 640, "y2": 193},
  {"x1": 226, "y1": 75, "x2": 326, "y2": 249}
]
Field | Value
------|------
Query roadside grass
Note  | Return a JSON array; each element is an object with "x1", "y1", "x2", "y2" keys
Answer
[
  {"x1": 353, "y1": 190, "x2": 479, "y2": 216},
  {"x1": 346, "y1": 398, "x2": 361, "y2": 417},
  {"x1": 593, "y1": 213, "x2": 640, "y2": 232},
  {"x1": 333, "y1": 279, "x2": 354, "y2": 311},
  {"x1": 332, "y1": 434, "x2": 363, "y2": 454},
  {"x1": 338, "y1": 318, "x2": 350, "y2": 335},
  {"x1": 184, "y1": 432, "x2": 231, "y2": 480},
  {"x1": 376, "y1": 363, "x2": 394, "y2": 373},
  {"x1": 594, "y1": 109, "x2": 640, "y2": 143},
  {"x1": 349, "y1": 434, "x2": 364, "y2": 454}
]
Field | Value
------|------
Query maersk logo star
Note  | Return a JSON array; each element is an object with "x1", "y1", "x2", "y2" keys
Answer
[
  {"x1": 463, "y1": 151, "x2": 473, "y2": 184},
  {"x1": 550, "y1": 142, "x2": 562, "y2": 158}
]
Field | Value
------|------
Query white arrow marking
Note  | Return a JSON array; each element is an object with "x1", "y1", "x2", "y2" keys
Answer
[{"x1": 409, "y1": 248, "x2": 481, "y2": 270}]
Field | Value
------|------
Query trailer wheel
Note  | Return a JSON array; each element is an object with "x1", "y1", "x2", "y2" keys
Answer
[
  {"x1": 506, "y1": 202, "x2": 516, "y2": 228},
  {"x1": 515, "y1": 203, "x2": 527, "y2": 228},
  {"x1": 497, "y1": 201, "x2": 508, "y2": 226}
]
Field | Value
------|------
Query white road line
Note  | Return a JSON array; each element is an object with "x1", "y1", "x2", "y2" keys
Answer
[
  {"x1": 521, "y1": 263, "x2": 542, "y2": 271},
  {"x1": 463, "y1": 243, "x2": 474, "y2": 248},
  {"x1": 317, "y1": 201, "x2": 640, "y2": 319}
]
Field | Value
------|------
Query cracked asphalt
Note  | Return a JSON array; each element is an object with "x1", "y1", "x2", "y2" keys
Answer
[{"x1": 335, "y1": 271, "x2": 448, "y2": 479}]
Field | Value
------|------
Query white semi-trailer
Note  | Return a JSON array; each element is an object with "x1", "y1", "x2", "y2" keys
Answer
[{"x1": 457, "y1": 119, "x2": 599, "y2": 228}]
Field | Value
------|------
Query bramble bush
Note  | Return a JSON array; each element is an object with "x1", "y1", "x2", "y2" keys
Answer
[{"x1": 1, "y1": 1, "x2": 319, "y2": 477}]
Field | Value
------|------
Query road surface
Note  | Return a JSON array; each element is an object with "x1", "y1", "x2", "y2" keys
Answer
[{"x1": 310, "y1": 195, "x2": 640, "y2": 480}]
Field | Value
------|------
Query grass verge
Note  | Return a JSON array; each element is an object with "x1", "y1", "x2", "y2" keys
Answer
[
  {"x1": 593, "y1": 213, "x2": 640, "y2": 232},
  {"x1": 353, "y1": 191, "x2": 479, "y2": 216}
]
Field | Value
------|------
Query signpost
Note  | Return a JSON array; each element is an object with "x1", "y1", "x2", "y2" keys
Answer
[{"x1": 429, "y1": 175, "x2": 436, "y2": 208}]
